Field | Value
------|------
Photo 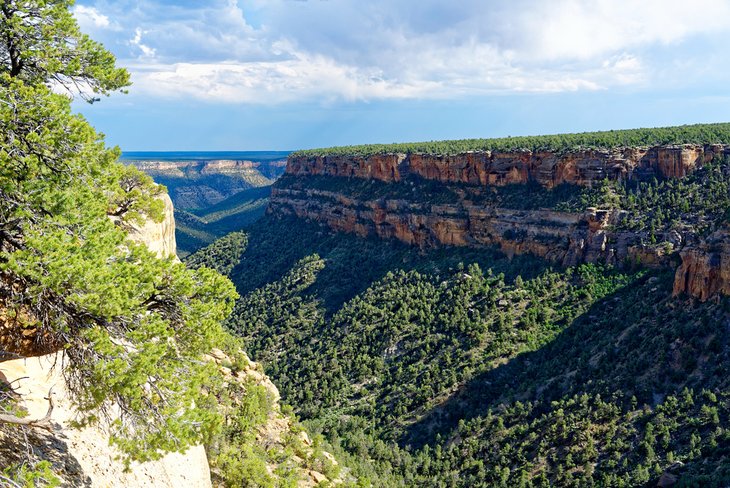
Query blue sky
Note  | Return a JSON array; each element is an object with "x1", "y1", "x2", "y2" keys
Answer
[{"x1": 72, "y1": 0, "x2": 730, "y2": 151}]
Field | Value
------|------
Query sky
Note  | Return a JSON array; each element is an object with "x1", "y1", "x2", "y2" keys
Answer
[{"x1": 72, "y1": 0, "x2": 730, "y2": 151}]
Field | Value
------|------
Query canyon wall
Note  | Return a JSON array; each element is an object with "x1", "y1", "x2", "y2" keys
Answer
[
  {"x1": 286, "y1": 144, "x2": 729, "y2": 188},
  {"x1": 134, "y1": 159, "x2": 288, "y2": 179},
  {"x1": 272, "y1": 144, "x2": 730, "y2": 301},
  {"x1": 673, "y1": 230, "x2": 730, "y2": 300},
  {"x1": 270, "y1": 187, "x2": 671, "y2": 268},
  {"x1": 132, "y1": 159, "x2": 287, "y2": 210},
  {"x1": 127, "y1": 192, "x2": 178, "y2": 259}
]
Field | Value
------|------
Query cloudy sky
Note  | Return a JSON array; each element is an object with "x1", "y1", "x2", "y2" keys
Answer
[{"x1": 72, "y1": 0, "x2": 730, "y2": 151}]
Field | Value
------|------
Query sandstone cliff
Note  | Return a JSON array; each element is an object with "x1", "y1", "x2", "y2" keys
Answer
[
  {"x1": 673, "y1": 229, "x2": 730, "y2": 300},
  {"x1": 127, "y1": 192, "x2": 178, "y2": 259},
  {"x1": 272, "y1": 145, "x2": 730, "y2": 301},
  {"x1": 286, "y1": 144, "x2": 729, "y2": 187}
]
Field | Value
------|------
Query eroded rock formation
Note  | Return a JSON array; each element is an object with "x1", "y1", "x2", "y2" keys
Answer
[
  {"x1": 273, "y1": 145, "x2": 730, "y2": 301},
  {"x1": 673, "y1": 230, "x2": 730, "y2": 300},
  {"x1": 286, "y1": 144, "x2": 728, "y2": 188}
]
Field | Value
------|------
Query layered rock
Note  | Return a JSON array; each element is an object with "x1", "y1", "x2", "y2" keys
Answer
[
  {"x1": 132, "y1": 159, "x2": 286, "y2": 210},
  {"x1": 134, "y1": 159, "x2": 287, "y2": 179},
  {"x1": 273, "y1": 144, "x2": 730, "y2": 301},
  {"x1": 269, "y1": 187, "x2": 672, "y2": 268},
  {"x1": 287, "y1": 144, "x2": 729, "y2": 188},
  {"x1": 673, "y1": 230, "x2": 730, "y2": 300}
]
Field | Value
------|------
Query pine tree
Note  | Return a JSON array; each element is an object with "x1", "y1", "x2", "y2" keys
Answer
[{"x1": 0, "y1": 0, "x2": 238, "y2": 465}]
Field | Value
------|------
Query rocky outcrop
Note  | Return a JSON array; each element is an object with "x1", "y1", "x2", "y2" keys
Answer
[
  {"x1": 206, "y1": 349, "x2": 343, "y2": 487},
  {"x1": 273, "y1": 144, "x2": 730, "y2": 301},
  {"x1": 287, "y1": 144, "x2": 728, "y2": 188},
  {"x1": 673, "y1": 230, "x2": 730, "y2": 300},
  {"x1": 0, "y1": 353, "x2": 213, "y2": 487},
  {"x1": 127, "y1": 192, "x2": 178, "y2": 259},
  {"x1": 269, "y1": 187, "x2": 673, "y2": 268}
]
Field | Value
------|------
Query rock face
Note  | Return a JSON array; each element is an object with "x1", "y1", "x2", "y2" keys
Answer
[
  {"x1": 127, "y1": 192, "x2": 178, "y2": 259},
  {"x1": 0, "y1": 353, "x2": 213, "y2": 487},
  {"x1": 269, "y1": 187, "x2": 668, "y2": 268},
  {"x1": 673, "y1": 230, "x2": 730, "y2": 300},
  {"x1": 273, "y1": 145, "x2": 730, "y2": 301},
  {"x1": 286, "y1": 144, "x2": 728, "y2": 188}
]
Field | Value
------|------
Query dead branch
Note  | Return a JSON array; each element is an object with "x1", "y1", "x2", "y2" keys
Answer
[{"x1": 0, "y1": 387, "x2": 54, "y2": 431}]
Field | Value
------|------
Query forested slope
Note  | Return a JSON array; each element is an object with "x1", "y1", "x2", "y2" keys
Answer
[{"x1": 187, "y1": 212, "x2": 730, "y2": 487}]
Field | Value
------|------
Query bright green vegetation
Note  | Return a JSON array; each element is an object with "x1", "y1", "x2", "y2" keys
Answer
[
  {"x1": 293, "y1": 122, "x2": 730, "y2": 157},
  {"x1": 190, "y1": 215, "x2": 730, "y2": 486},
  {"x1": 175, "y1": 186, "x2": 271, "y2": 257},
  {"x1": 0, "y1": 0, "x2": 244, "y2": 481}
]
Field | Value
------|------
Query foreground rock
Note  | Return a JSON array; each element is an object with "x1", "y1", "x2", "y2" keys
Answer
[{"x1": 0, "y1": 353, "x2": 213, "y2": 487}]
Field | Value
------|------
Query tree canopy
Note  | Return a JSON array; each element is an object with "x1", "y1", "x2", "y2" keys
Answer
[
  {"x1": 0, "y1": 0, "x2": 129, "y2": 101},
  {"x1": 0, "y1": 0, "x2": 237, "y2": 468}
]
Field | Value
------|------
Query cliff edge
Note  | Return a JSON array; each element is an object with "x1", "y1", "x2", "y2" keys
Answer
[{"x1": 271, "y1": 144, "x2": 730, "y2": 301}]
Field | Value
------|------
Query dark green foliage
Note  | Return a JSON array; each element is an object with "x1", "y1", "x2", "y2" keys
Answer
[
  {"x1": 192, "y1": 214, "x2": 730, "y2": 487},
  {"x1": 231, "y1": 216, "x2": 551, "y2": 311},
  {"x1": 293, "y1": 123, "x2": 730, "y2": 157},
  {"x1": 185, "y1": 231, "x2": 248, "y2": 275},
  {"x1": 174, "y1": 186, "x2": 272, "y2": 257},
  {"x1": 279, "y1": 174, "x2": 588, "y2": 211}
]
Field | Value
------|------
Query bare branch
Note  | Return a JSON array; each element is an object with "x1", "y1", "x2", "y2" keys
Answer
[{"x1": 0, "y1": 387, "x2": 54, "y2": 431}]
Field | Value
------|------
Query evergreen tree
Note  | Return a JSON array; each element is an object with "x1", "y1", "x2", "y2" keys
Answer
[{"x1": 0, "y1": 0, "x2": 237, "y2": 465}]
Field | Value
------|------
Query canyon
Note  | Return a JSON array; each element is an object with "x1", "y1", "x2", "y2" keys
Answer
[
  {"x1": 131, "y1": 159, "x2": 287, "y2": 210},
  {"x1": 271, "y1": 144, "x2": 730, "y2": 301}
]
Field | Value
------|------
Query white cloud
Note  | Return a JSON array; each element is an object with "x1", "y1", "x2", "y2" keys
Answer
[
  {"x1": 521, "y1": 0, "x2": 730, "y2": 60},
  {"x1": 130, "y1": 28, "x2": 156, "y2": 59},
  {"x1": 74, "y1": 0, "x2": 730, "y2": 103},
  {"x1": 73, "y1": 5, "x2": 111, "y2": 29}
]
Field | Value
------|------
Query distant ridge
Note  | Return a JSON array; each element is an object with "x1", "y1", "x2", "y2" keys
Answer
[{"x1": 121, "y1": 150, "x2": 291, "y2": 162}]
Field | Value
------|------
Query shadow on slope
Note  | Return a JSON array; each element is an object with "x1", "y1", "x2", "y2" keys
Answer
[
  {"x1": 404, "y1": 270, "x2": 730, "y2": 449},
  {"x1": 233, "y1": 215, "x2": 554, "y2": 313}
]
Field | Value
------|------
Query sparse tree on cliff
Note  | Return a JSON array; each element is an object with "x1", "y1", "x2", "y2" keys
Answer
[{"x1": 0, "y1": 0, "x2": 237, "y2": 470}]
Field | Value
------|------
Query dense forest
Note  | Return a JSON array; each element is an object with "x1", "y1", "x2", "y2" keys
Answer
[
  {"x1": 292, "y1": 122, "x2": 730, "y2": 157},
  {"x1": 186, "y1": 212, "x2": 730, "y2": 487}
]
